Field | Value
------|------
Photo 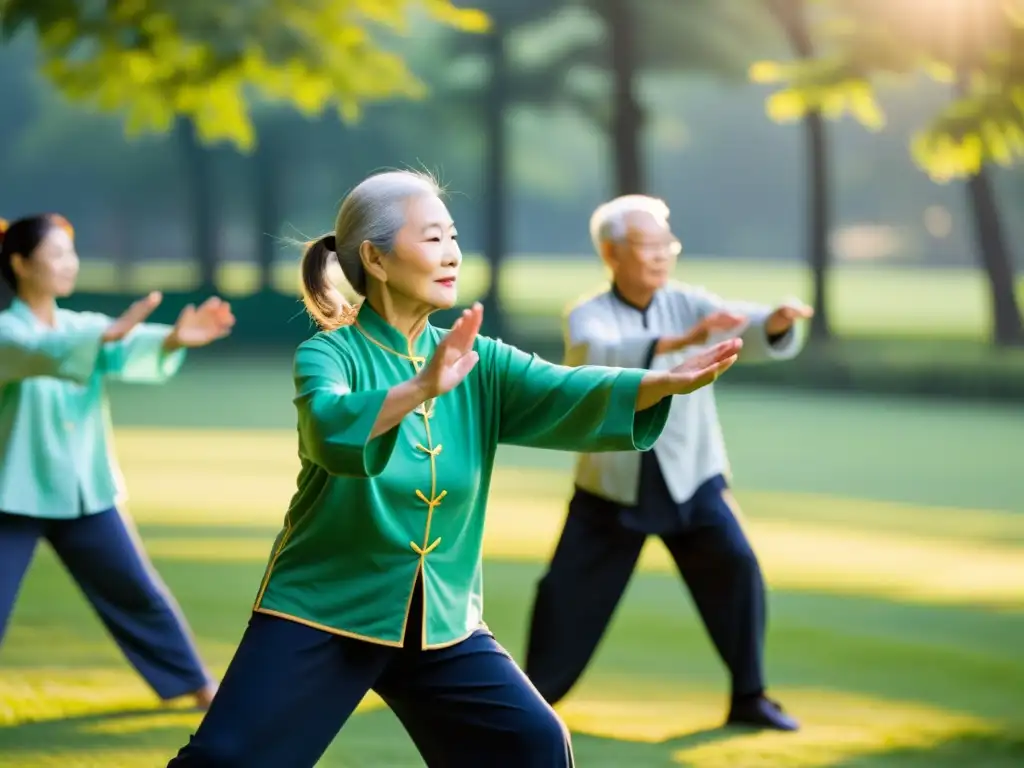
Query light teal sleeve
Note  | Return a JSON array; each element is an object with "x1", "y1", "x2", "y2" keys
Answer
[
  {"x1": 0, "y1": 321, "x2": 106, "y2": 385},
  {"x1": 100, "y1": 323, "x2": 186, "y2": 382},
  {"x1": 488, "y1": 339, "x2": 671, "y2": 452},
  {"x1": 293, "y1": 337, "x2": 401, "y2": 478}
]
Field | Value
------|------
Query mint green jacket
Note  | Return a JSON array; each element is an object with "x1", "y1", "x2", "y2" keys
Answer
[{"x1": 0, "y1": 298, "x2": 185, "y2": 518}]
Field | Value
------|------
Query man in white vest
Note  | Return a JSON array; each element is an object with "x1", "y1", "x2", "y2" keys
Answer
[{"x1": 523, "y1": 194, "x2": 813, "y2": 731}]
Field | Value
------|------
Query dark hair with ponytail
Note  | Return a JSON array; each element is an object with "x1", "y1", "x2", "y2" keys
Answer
[
  {"x1": 0, "y1": 214, "x2": 75, "y2": 291},
  {"x1": 299, "y1": 170, "x2": 442, "y2": 330}
]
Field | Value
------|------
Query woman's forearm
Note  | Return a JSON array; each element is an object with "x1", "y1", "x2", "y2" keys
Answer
[
  {"x1": 370, "y1": 378, "x2": 431, "y2": 438},
  {"x1": 635, "y1": 371, "x2": 672, "y2": 412}
]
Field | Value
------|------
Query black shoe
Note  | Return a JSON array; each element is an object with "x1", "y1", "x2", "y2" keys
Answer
[{"x1": 726, "y1": 696, "x2": 800, "y2": 731}]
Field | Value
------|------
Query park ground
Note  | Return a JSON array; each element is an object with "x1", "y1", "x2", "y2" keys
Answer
[{"x1": 0, "y1": 361, "x2": 1022, "y2": 767}]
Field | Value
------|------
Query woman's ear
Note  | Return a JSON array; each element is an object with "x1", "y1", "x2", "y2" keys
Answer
[
  {"x1": 10, "y1": 252, "x2": 29, "y2": 281},
  {"x1": 359, "y1": 241, "x2": 388, "y2": 284}
]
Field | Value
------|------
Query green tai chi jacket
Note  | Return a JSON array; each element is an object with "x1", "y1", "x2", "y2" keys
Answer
[
  {"x1": 0, "y1": 298, "x2": 185, "y2": 519},
  {"x1": 254, "y1": 303, "x2": 672, "y2": 649}
]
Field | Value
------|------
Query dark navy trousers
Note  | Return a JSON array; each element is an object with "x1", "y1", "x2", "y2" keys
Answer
[
  {"x1": 525, "y1": 462, "x2": 767, "y2": 705},
  {"x1": 0, "y1": 508, "x2": 211, "y2": 700},
  {"x1": 168, "y1": 577, "x2": 574, "y2": 768}
]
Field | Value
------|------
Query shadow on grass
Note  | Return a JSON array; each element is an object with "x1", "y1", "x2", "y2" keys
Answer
[
  {"x1": 0, "y1": 707, "x2": 192, "y2": 753},
  {"x1": 1, "y1": 704, "x2": 1022, "y2": 768}
]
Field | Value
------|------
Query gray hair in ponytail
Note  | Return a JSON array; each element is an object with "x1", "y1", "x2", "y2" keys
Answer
[{"x1": 300, "y1": 169, "x2": 443, "y2": 331}]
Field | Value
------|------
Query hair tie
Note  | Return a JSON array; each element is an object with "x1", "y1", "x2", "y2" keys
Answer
[
  {"x1": 323, "y1": 234, "x2": 337, "y2": 252},
  {"x1": 338, "y1": 302, "x2": 360, "y2": 327}
]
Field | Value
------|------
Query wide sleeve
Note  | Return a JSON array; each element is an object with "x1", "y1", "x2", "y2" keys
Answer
[
  {"x1": 0, "y1": 320, "x2": 106, "y2": 385},
  {"x1": 488, "y1": 339, "x2": 671, "y2": 453},
  {"x1": 293, "y1": 336, "x2": 402, "y2": 478},
  {"x1": 100, "y1": 323, "x2": 186, "y2": 383},
  {"x1": 686, "y1": 287, "x2": 805, "y2": 363},
  {"x1": 563, "y1": 302, "x2": 659, "y2": 369}
]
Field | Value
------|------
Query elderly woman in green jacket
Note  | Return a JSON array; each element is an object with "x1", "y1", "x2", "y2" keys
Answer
[{"x1": 168, "y1": 170, "x2": 743, "y2": 768}]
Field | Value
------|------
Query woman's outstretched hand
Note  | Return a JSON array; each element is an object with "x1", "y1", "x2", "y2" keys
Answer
[
  {"x1": 636, "y1": 337, "x2": 742, "y2": 411},
  {"x1": 415, "y1": 302, "x2": 483, "y2": 399},
  {"x1": 164, "y1": 297, "x2": 236, "y2": 351},
  {"x1": 102, "y1": 292, "x2": 163, "y2": 343}
]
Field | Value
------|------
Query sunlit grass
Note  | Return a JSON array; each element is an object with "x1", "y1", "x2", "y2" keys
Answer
[
  {"x1": 6, "y1": 749, "x2": 184, "y2": 768},
  {"x1": 561, "y1": 687, "x2": 993, "y2": 758},
  {"x1": 108, "y1": 428, "x2": 1024, "y2": 609},
  {"x1": 0, "y1": 670, "x2": 156, "y2": 725},
  {"x1": 2, "y1": 415, "x2": 1022, "y2": 767}
]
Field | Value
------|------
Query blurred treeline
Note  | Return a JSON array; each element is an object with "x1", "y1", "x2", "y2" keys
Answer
[{"x1": 1, "y1": 0, "x2": 1023, "y2": 397}]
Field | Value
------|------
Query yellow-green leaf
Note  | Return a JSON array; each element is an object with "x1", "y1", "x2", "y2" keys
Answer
[
  {"x1": 766, "y1": 90, "x2": 807, "y2": 123},
  {"x1": 749, "y1": 60, "x2": 784, "y2": 84}
]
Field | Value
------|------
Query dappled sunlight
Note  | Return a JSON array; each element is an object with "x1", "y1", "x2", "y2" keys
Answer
[
  {"x1": 145, "y1": 537, "x2": 275, "y2": 562},
  {"x1": 80, "y1": 711, "x2": 200, "y2": 735},
  {"x1": 102, "y1": 439, "x2": 1024, "y2": 608},
  {"x1": 735, "y1": 490, "x2": 1024, "y2": 544},
  {"x1": 114, "y1": 429, "x2": 299, "y2": 525},
  {"x1": 558, "y1": 686, "x2": 1000, "y2": 767},
  {"x1": 0, "y1": 663, "x2": 392, "y2": 728},
  {"x1": 482, "y1": 492, "x2": 1024, "y2": 609},
  {"x1": 486, "y1": 466, "x2": 1024, "y2": 544},
  {"x1": 750, "y1": 521, "x2": 1024, "y2": 608},
  {"x1": 0, "y1": 668, "x2": 171, "y2": 726},
  {"x1": 4, "y1": 426, "x2": 1004, "y2": 766},
  {"x1": 559, "y1": 695, "x2": 724, "y2": 742},
  {"x1": 112, "y1": 435, "x2": 1024, "y2": 544},
  {"x1": 3, "y1": 748, "x2": 182, "y2": 768},
  {"x1": 0, "y1": 668, "x2": 388, "y2": 768}
]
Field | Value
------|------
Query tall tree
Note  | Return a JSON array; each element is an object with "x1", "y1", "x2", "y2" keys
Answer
[
  {"x1": 440, "y1": 0, "x2": 571, "y2": 339},
  {"x1": 567, "y1": 0, "x2": 771, "y2": 196},
  {"x1": 751, "y1": 0, "x2": 1024, "y2": 345},
  {"x1": 762, "y1": 0, "x2": 834, "y2": 343}
]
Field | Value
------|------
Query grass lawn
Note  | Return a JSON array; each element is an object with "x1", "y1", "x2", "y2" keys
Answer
[{"x1": 0, "y1": 385, "x2": 1022, "y2": 767}]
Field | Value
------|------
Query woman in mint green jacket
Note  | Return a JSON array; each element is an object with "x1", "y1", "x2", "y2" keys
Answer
[{"x1": 0, "y1": 213, "x2": 234, "y2": 710}]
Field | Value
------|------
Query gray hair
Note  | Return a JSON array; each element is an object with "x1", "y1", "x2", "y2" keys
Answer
[
  {"x1": 588, "y1": 194, "x2": 671, "y2": 256},
  {"x1": 300, "y1": 170, "x2": 443, "y2": 330}
]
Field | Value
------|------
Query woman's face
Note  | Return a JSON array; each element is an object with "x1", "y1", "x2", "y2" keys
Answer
[
  {"x1": 375, "y1": 194, "x2": 461, "y2": 311},
  {"x1": 13, "y1": 226, "x2": 80, "y2": 299}
]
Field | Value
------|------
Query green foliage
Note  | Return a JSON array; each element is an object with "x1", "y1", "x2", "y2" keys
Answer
[
  {"x1": 0, "y1": 0, "x2": 489, "y2": 150},
  {"x1": 559, "y1": 0, "x2": 774, "y2": 130},
  {"x1": 752, "y1": 0, "x2": 1024, "y2": 181},
  {"x1": 750, "y1": 57, "x2": 886, "y2": 128}
]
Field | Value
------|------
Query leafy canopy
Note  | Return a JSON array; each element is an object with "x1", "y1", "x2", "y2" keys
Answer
[
  {"x1": 0, "y1": 0, "x2": 489, "y2": 150},
  {"x1": 750, "y1": 0, "x2": 1024, "y2": 181}
]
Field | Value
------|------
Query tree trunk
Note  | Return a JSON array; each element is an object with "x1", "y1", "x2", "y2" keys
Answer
[
  {"x1": 254, "y1": 127, "x2": 284, "y2": 294},
  {"x1": 481, "y1": 22, "x2": 509, "y2": 340},
  {"x1": 953, "y1": 35, "x2": 1024, "y2": 345},
  {"x1": 964, "y1": 167, "x2": 1024, "y2": 345},
  {"x1": 175, "y1": 118, "x2": 218, "y2": 292},
  {"x1": 804, "y1": 110, "x2": 832, "y2": 342},
  {"x1": 769, "y1": 0, "x2": 833, "y2": 343},
  {"x1": 606, "y1": 0, "x2": 644, "y2": 195}
]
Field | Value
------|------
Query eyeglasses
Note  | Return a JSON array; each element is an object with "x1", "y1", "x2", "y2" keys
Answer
[{"x1": 621, "y1": 236, "x2": 682, "y2": 256}]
